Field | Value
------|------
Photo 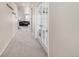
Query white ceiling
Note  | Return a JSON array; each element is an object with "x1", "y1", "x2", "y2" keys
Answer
[
  {"x1": 15, "y1": 2, "x2": 41, "y2": 16},
  {"x1": 15, "y1": 2, "x2": 40, "y2": 9},
  {"x1": 15, "y1": 2, "x2": 32, "y2": 8}
]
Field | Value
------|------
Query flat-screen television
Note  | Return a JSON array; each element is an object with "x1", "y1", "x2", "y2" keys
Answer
[{"x1": 19, "y1": 21, "x2": 30, "y2": 26}]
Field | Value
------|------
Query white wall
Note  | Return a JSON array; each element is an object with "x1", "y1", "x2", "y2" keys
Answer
[
  {"x1": 0, "y1": 3, "x2": 17, "y2": 55},
  {"x1": 49, "y1": 2, "x2": 79, "y2": 57},
  {"x1": 31, "y1": 6, "x2": 36, "y2": 34}
]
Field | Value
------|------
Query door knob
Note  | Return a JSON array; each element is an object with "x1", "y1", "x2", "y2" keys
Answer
[{"x1": 46, "y1": 29, "x2": 48, "y2": 32}]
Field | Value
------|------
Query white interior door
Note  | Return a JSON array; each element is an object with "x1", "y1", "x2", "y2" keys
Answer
[
  {"x1": 37, "y1": 2, "x2": 49, "y2": 48},
  {"x1": 41, "y1": 3, "x2": 48, "y2": 48}
]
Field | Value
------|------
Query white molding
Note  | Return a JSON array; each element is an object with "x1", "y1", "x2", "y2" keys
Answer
[
  {"x1": 35, "y1": 35, "x2": 48, "y2": 56},
  {"x1": 32, "y1": 31, "x2": 48, "y2": 55},
  {"x1": 0, "y1": 31, "x2": 16, "y2": 56}
]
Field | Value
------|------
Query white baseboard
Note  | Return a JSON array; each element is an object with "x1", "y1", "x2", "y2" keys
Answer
[
  {"x1": 0, "y1": 32, "x2": 16, "y2": 56},
  {"x1": 31, "y1": 32, "x2": 48, "y2": 55},
  {"x1": 36, "y1": 36, "x2": 48, "y2": 55}
]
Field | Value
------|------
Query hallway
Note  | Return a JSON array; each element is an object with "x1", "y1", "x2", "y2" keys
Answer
[{"x1": 1, "y1": 30, "x2": 47, "y2": 57}]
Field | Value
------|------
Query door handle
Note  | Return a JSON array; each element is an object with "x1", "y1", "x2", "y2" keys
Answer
[
  {"x1": 46, "y1": 29, "x2": 48, "y2": 32},
  {"x1": 39, "y1": 25, "x2": 43, "y2": 27}
]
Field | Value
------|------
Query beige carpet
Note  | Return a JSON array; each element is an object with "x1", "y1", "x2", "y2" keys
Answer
[{"x1": 1, "y1": 29, "x2": 47, "y2": 57}]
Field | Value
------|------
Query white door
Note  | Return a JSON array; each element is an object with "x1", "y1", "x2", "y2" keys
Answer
[
  {"x1": 41, "y1": 3, "x2": 48, "y2": 48},
  {"x1": 37, "y1": 2, "x2": 49, "y2": 48}
]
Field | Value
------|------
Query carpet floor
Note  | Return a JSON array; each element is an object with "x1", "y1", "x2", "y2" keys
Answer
[{"x1": 1, "y1": 29, "x2": 47, "y2": 57}]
